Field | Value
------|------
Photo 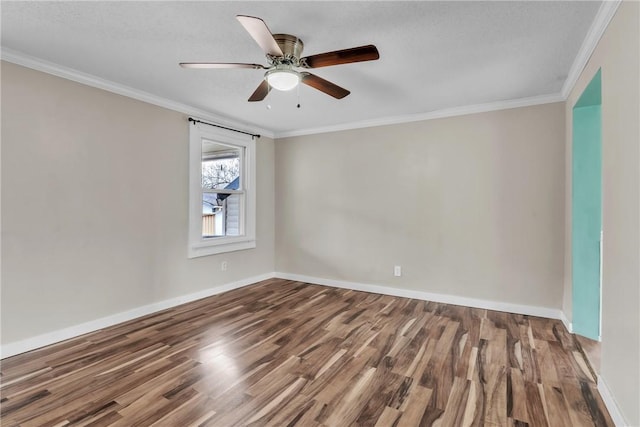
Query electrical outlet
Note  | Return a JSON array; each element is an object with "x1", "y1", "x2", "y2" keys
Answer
[
  {"x1": 394, "y1": 265, "x2": 402, "y2": 277},
  {"x1": 221, "y1": 261, "x2": 228, "y2": 271}
]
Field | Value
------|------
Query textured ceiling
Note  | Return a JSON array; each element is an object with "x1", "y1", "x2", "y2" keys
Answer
[{"x1": 1, "y1": 1, "x2": 601, "y2": 136}]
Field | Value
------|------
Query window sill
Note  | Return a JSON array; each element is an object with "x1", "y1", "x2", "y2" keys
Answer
[{"x1": 188, "y1": 239, "x2": 256, "y2": 258}]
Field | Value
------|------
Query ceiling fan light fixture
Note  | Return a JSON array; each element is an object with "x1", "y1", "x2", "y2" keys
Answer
[{"x1": 265, "y1": 68, "x2": 300, "y2": 91}]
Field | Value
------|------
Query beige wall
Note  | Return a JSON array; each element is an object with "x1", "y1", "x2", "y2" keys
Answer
[
  {"x1": 563, "y1": 2, "x2": 639, "y2": 424},
  {"x1": 1, "y1": 62, "x2": 275, "y2": 344},
  {"x1": 276, "y1": 103, "x2": 565, "y2": 309}
]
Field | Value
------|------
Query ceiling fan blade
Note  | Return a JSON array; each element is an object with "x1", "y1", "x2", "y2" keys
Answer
[
  {"x1": 301, "y1": 45, "x2": 379, "y2": 69},
  {"x1": 248, "y1": 80, "x2": 271, "y2": 102},
  {"x1": 236, "y1": 15, "x2": 284, "y2": 57},
  {"x1": 180, "y1": 62, "x2": 266, "y2": 69},
  {"x1": 301, "y1": 73, "x2": 350, "y2": 99}
]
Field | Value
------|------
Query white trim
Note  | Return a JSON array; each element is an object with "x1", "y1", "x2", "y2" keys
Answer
[
  {"x1": 0, "y1": 272, "x2": 276, "y2": 359},
  {"x1": 599, "y1": 229, "x2": 604, "y2": 341},
  {"x1": 0, "y1": 47, "x2": 274, "y2": 139},
  {"x1": 0, "y1": 0, "x2": 619, "y2": 141},
  {"x1": 597, "y1": 375, "x2": 629, "y2": 426},
  {"x1": 275, "y1": 272, "x2": 563, "y2": 320},
  {"x1": 560, "y1": 311, "x2": 573, "y2": 333},
  {"x1": 274, "y1": 93, "x2": 564, "y2": 138},
  {"x1": 0, "y1": 46, "x2": 562, "y2": 139},
  {"x1": 561, "y1": 0, "x2": 622, "y2": 99},
  {"x1": 189, "y1": 240, "x2": 257, "y2": 257}
]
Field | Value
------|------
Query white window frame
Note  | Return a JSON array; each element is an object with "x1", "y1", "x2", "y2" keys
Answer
[{"x1": 188, "y1": 122, "x2": 256, "y2": 258}]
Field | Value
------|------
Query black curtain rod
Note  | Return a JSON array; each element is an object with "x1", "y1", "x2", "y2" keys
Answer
[{"x1": 188, "y1": 117, "x2": 260, "y2": 139}]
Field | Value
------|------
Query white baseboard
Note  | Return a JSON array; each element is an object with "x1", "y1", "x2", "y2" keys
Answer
[
  {"x1": 560, "y1": 311, "x2": 573, "y2": 333},
  {"x1": 597, "y1": 375, "x2": 629, "y2": 426},
  {"x1": 0, "y1": 271, "x2": 573, "y2": 360},
  {"x1": 5, "y1": 271, "x2": 625, "y2": 424},
  {"x1": 0, "y1": 272, "x2": 276, "y2": 359},
  {"x1": 275, "y1": 272, "x2": 563, "y2": 321}
]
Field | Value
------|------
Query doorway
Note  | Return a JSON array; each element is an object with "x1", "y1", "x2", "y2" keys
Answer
[{"x1": 572, "y1": 69, "x2": 602, "y2": 342}]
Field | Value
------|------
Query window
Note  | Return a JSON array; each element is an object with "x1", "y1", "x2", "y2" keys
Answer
[{"x1": 188, "y1": 122, "x2": 256, "y2": 258}]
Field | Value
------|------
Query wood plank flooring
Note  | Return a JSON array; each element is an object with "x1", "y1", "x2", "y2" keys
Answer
[{"x1": 1, "y1": 279, "x2": 613, "y2": 426}]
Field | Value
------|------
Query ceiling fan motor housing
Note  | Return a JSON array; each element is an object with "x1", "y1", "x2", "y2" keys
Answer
[{"x1": 272, "y1": 34, "x2": 304, "y2": 61}]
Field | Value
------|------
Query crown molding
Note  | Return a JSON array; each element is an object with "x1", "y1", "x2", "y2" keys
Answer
[
  {"x1": 561, "y1": 0, "x2": 622, "y2": 99},
  {"x1": 269, "y1": 0, "x2": 621, "y2": 139},
  {"x1": 2, "y1": 47, "x2": 562, "y2": 139},
  {"x1": 0, "y1": 48, "x2": 275, "y2": 139},
  {"x1": 274, "y1": 93, "x2": 565, "y2": 138},
  {"x1": 1, "y1": 0, "x2": 619, "y2": 142}
]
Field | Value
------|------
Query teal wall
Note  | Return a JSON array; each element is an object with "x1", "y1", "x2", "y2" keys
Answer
[{"x1": 572, "y1": 70, "x2": 602, "y2": 340}]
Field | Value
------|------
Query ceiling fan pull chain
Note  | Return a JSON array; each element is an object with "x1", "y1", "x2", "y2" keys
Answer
[{"x1": 297, "y1": 84, "x2": 301, "y2": 109}]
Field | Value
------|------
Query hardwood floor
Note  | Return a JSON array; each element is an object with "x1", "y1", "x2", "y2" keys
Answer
[
  {"x1": 574, "y1": 335, "x2": 601, "y2": 377},
  {"x1": 1, "y1": 279, "x2": 613, "y2": 426}
]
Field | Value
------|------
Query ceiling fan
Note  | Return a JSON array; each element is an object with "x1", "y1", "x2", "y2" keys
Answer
[{"x1": 180, "y1": 15, "x2": 380, "y2": 102}]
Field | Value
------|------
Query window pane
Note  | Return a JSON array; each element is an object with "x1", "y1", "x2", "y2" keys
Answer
[
  {"x1": 202, "y1": 193, "x2": 242, "y2": 238},
  {"x1": 202, "y1": 141, "x2": 241, "y2": 190}
]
